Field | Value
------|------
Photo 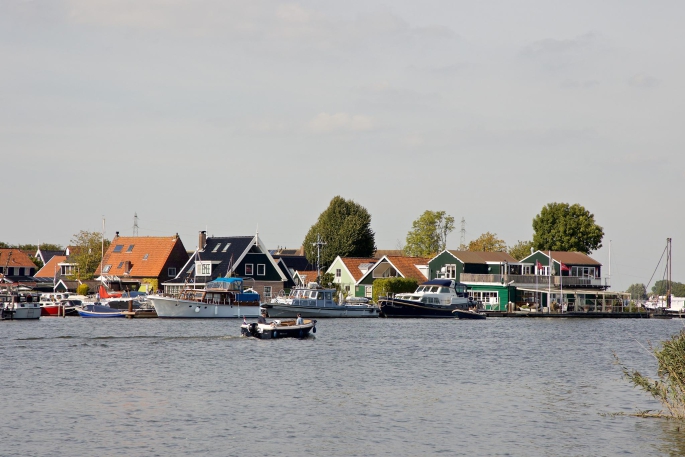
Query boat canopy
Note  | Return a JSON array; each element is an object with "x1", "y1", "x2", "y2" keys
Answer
[{"x1": 206, "y1": 277, "x2": 243, "y2": 291}]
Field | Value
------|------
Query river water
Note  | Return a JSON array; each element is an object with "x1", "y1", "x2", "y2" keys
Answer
[{"x1": 2, "y1": 317, "x2": 685, "y2": 457}]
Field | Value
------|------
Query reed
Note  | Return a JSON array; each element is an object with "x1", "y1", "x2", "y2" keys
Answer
[{"x1": 617, "y1": 330, "x2": 685, "y2": 419}]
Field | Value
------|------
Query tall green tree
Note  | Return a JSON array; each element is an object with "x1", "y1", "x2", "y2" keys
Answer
[
  {"x1": 468, "y1": 232, "x2": 507, "y2": 252},
  {"x1": 625, "y1": 283, "x2": 648, "y2": 300},
  {"x1": 404, "y1": 210, "x2": 455, "y2": 257},
  {"x1": 652, "y1": 280, "x2": 685, "y2": 297},
  {"x1": 69, "y1": 231, "x2": 111, "y2": 279},
  {"x1": 508, "y1": 240, "x2": 534, "y2": 260},
  {"x1": 532, "y1": 202, "x2": 604, "y2": 254},
  {"x1": 303, "y1": 196, "x2": 376, "y2": 270}
]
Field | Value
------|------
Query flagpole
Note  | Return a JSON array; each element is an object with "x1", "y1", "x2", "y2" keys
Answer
[{"x1": 548, "y1": 251, "x2": 552, "y2": 314}]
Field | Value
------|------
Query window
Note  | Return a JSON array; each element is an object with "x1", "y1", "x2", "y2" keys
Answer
[
  {"x1": 126, "y1": 245, "x2": 134, "y2": 253},
  {"x1": 522, "y1": 265, "x2": 532, "y2": 275},
  {"x1": 118, "y1": 261, "x2": 124, "y2": 269},
  {"x1": 168, "y1": 267, "x2": 177, "y2": 276},
  {"x1": 468, "y1": 291, "x2": 500, "y2": 304},
  {"x1": 335, "y1": 268, "x2": 341, "y2": 278},
  {"x1": 103, "y1": 265, "x2": 112, "y2": 273},
  {"x1": 143, "y1": 254, "x2": 149, "y2": 260},
  {"x1": 212, "y1": 243, "x2": 221, "y2": 253},
  {"x1": 19, "y1": 268, "x2": 25, "y2": 276},
  {"x1": 445, "y1": 264, "x2": 457, "y2": 279},
  {"x1": 365, "y1": 286, "x2": 373, "y2": 298},
  {"x1": 196, "y1": 261, "x2": 211, "y2": 276},
  {"x1": 245, "y1": 264, "x2": 254, "y2": 275},
  {"x1": 264, "y1": 286, "x2": 272, "y2": 301},
  {"x1": 8, "y1": 267, "x2": 14, "y2": 276},
  {"x1": 113, "y1": 245, "x2": 124, "y2": 253},
  {"x1": 222, "y1": 243, "x2": 231, "y2": 252},
  {"x1": 257, "y1": 264, "x2": 265, "y2": 276}
]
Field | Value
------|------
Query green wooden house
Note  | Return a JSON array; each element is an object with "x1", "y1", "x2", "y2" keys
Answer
[{"x1": 325, "y1": 256, "x2": 377, "y2": 299}]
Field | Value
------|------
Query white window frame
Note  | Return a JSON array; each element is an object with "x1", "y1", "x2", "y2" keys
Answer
[
  {"x1": 257, "y1": 264, "x2": 265, "y2": 276},
  {"x1": 168, "y1": 267, "x2": 176, "y2": 276},
  {"x1": 468, "y1": 290, "x2": 500, "y2": 304},
  {"x1": 103, "y1": 265, "x2": 112, "y2": 273},
  {"x1": 522, "y1": 265, "x2": 532, "y2": 275},
  {"x1": 445, "y1": 264, "x2": 456, "y2": 279},
  {"x1": 245, "y1": 264, "x2": 254, "y2": 275},
  {"x1": 264, "y1": 286, "x2": 272, "y2": 301},
  {"x1": 335, "y1": 268, "x2": 341, "y2": 278},
  {"x1": 196, "y1": 261, "x2": 212, "y2": 276},
  {"x1": 365, "y1": 286, "x2": 373, "y2": 298}
]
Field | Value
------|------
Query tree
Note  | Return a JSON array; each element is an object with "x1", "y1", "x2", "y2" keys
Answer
[
  {"x1": 508, "y1": 240, "x2": 534, "y2": 260},
  {"x1": 302, "y1": 196, "x2": 376, "y2": 270},
  {"x1": 652, "y1": 280, "x2": 685, "y2": 297},
  {"x1": 404, "y1": 210, "x2": 455, "y2": 257},
  {"x1": 626, "y1": 283, "x2": 648, "y2": 300},
  {"x1": 69, "y1": 231, "x2": 110, "y2": 279},
  {"x1": 532, "y1": 202, "x2": 604, "y2": 254},
  {"x1": 468, "y1": 232, "x2": 507, "y2": 252}
]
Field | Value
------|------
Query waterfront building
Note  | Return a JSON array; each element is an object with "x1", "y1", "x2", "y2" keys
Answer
[
  {"x1": 325, "y1": 256, "x2": 377, "y2": 299},
  {"x1": 354, "y1": 255, "x2": 429, "y2": 298}
]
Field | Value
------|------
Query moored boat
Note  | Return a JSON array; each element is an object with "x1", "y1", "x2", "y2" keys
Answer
[
  {"x1": 262, "y1": 283, "x2": 379, "y2": 318},
  {"x1": 75, "y1": 303, "x2": 127, "y2": 318},
  {"x1": 378, "y1": 279, "x2": 478, "y2": 318},
  {"x1": 241, "y1": 318, "x2": 317, "y2": 339},
  {"x1": 149, "y1": 277, "x2": 261, "y2": 318},
  {"x1": 1, "y1": 291, "x2": 41, "y2": 320}
]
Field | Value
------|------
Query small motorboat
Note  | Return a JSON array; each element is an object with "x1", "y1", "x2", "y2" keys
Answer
[
  {"x1": 453, "y1": 309, "x2": 486, "y2": 320},
  {"x1": 241, "y1": 318, "x2": 317, "y2": 339},
  {"x1": 76, "y1": 303, "x2": 126, "y2": 318}
]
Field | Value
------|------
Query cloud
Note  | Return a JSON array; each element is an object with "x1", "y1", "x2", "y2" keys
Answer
[
  {"x1": 628, "y1": 73, "x2": 659, "y2": 88},
  {"x1": 307, "y1": 112, "x2": 375, "y2": 133},
  {"x1": 560, "y1": 79, "x2": 600, "y2": 89},
  {"x1": 521, "y1": 33, "x2": 599, "y2": 58}
]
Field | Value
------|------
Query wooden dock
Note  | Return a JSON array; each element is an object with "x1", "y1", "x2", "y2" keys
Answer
[{"x1": 122, "y1": 309, "x2": 157, "y2": 319}]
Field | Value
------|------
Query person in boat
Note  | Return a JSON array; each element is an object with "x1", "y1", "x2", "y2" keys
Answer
[
  {"x1": 296, "y1": 313, "x2": 304, "y2": 325},
  {"x1": 257, "y1": 310, "x2": 267, "y2": 324}
]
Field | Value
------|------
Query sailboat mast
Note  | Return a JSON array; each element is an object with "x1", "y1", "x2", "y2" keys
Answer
[{"x1": 667, "y1": 237, "x2": 672, "y2": 309}]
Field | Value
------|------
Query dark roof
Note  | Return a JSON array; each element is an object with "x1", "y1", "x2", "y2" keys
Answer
[
  {"x1": 166, "y1": 236, "x2": 256, "y2": 284},
  {"x1": 39, "y1": 250, "x2": 65, "y2": 264},
  {"x1": 446, "y1": 251, "x2": 518, "y2": 264},
  {"x1": 272, "y1": 255, "x2": 314, "y2": 272}
]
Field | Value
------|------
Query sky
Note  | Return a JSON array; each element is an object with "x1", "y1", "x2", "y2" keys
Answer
[{"x1": 2, "y1": 0, "x2": 684, "y2": 292}]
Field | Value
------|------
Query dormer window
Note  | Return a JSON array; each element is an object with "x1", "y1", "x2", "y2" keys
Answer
[
  {"x1": 126, "y1": 245, "x2": 134, "y2": 252},
  {"x1": 113, "y1": 245, "x2": 124, "y2": 253}
]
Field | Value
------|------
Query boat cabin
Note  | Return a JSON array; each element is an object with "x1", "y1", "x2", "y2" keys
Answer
[
  {"x1": 178, "y1": 277, "x2": 260, "y2": 305},
  {"x1": 287, "y1": 283, "x2": 336, "y2": 308}
]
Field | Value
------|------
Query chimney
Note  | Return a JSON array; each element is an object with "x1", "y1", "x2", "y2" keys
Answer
[
  {"x1": 173, "y1": 233, "x2": 179, "y2": 240},
  {"x1": 199, "y1": 231, "x2": 207, "y2": 251},
  {"x1": 115, "y1": 231, "x2": 119, "y2": 238},
  {"x1": 124, "y1": 260, "x2": 131, "y2": 274}
]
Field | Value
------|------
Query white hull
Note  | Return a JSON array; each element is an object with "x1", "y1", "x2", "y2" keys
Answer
[
  {"x1": 4, "y1": 303, "x2": 41, "y2": 319},
  {"x1": 149, "y1": 296, "x2": 261, "y2": 318},
  {"x1": 263, "y1": 304, "x2": 379, "y2": 318}
]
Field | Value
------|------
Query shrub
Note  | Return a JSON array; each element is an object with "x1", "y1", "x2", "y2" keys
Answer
[
  {"x1": 617, "y1": 330, "x2": 685, "y2": 418},
  {"x1": 77, "y1": 284, "x2": 90, "y2": 296},
  {"x1": 372, "y1": 277, "x2": 418, "y2": 304}
]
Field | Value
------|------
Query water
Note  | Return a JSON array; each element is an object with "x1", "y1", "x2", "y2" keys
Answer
[{"x1": 2, "y1": 317, "x2": 685, "y2": 457}]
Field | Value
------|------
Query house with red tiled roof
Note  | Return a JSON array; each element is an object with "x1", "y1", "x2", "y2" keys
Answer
[
  {"x1": 34, "y1": 255, "x2": 68, "y2": 279},
  {"x1": 93, "y1": 234, "x2": 189, "y2": 292},
  {"x1": 325, "y1": 256, "x2": 377, "y2": 298},
  {"x1": 0, "y1": 249, "x2": 39, "y2": 283},
  {"x1": 293, "y1": 270, "x2": 320, "y2": 287},
  {"x1": 355, "y1": 255, "x2": 430, "y2": 299}
]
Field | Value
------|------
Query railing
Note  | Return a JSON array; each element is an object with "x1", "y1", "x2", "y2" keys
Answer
[{"x1": 459, "y1": 273, "x2": 607, "y2": 288}]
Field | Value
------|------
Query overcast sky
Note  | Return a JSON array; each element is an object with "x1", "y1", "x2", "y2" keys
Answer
[{"x1": 2, "y1": 0, "x2": 683, "y2": 291}]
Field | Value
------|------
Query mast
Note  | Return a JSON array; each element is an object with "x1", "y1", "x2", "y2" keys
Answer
[
  {"x1": 100, "y1": 216, "x2": 105, "y2": 286},
  {"x1": 667, "y1": 237, "x2": 672, "y2": 309}
]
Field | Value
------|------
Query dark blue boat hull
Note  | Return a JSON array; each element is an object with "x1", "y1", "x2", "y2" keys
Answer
[{"x1": 379, "y1": 298, "x2": 463, "y2": 318}]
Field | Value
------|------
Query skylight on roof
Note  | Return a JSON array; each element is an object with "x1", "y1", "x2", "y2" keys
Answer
[
  {"x1": 212, "y1": 243, "x2": 221, "y2": 252},
  {"x1": 126, "y1": 245, "x2": 134, "y2": 252},
  {"x1": 118, "y1": 261, "x2": 124, "y2": 269},
  {"x1": 113, "y1": 245, "x2": 124, "y2": 253},
  {"x1": 222, "y1": 243, "x2": 231, "y2": 252},
  {"x1": 143, "y1": 254, "x2": 149, "y2": 260}
]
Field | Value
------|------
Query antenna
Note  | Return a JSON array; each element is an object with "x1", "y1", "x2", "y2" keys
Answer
[
  {"x1": 313, "y1": 234, "x2": 327, "y2": 280},
  {"x1": 133, "y1": 212, "x2": 139, "y2": 237},
  {"x1": 459, "y1": 217, "x2": 466, "y2": 250}
]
